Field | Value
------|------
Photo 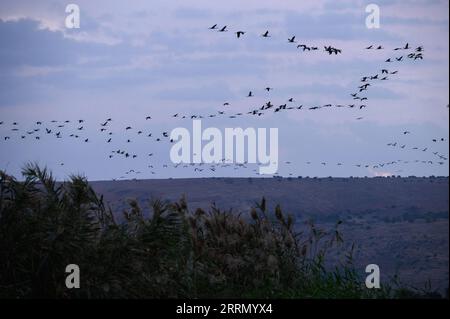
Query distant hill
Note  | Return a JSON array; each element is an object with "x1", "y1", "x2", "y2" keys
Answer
[
  {"x1": 90, "y1": 176, "x2": 449, "y2": 293},
  {"x1": 90, "y1": 177, "x2": 449, "y2": 219}
]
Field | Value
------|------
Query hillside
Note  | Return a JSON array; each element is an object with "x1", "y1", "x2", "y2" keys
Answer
[
  {"x1": 91, "y1": 177, "x2": 448, "y2": 218},
  {"x1": 91, "y1": 176, "x2": 449, "y2": 293}
]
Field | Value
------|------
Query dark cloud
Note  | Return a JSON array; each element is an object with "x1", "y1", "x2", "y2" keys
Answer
[{"x1": 0, "y1": 19, "x2": 76, "y2": 67}]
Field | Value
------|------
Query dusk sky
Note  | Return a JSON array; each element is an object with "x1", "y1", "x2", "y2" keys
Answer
[{"x1": 0, "y1": 0, "x2": 448, "y2": 180}]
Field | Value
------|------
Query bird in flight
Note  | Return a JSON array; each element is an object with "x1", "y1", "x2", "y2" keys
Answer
[
  {"x1": 235, "y1": 31, "x2": 245, "y2": 38},
  {"x1": 262, "y1": 31, "x2": 270, "y2": 38},
  {"x1": 324, "y1": 46, "x2": 342, "y2": 55},
  {"x1": 297, "y1": 44, "x2": 311, "y2": 51}
]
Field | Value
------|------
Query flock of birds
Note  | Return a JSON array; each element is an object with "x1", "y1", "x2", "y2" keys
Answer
[
  {"x1": 0, "y1": 25, "x2": 448, "y2": 180},
  {"x1": 209, "y1": 24, "x2": 343, "y2": 55}
]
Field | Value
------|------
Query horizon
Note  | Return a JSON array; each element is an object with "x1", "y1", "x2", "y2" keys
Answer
[{"x1": 6, "y1": 170, "x2": 448, "y2": 183}]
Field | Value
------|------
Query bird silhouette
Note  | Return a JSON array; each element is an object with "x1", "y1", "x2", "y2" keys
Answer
[{"x1": 324, "y1": 46, "x2": 341, "y2": 55}]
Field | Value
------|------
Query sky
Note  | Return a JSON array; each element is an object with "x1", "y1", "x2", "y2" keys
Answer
[{"x1": 0, "y1": 0, "x2": 448, "y2": 181}]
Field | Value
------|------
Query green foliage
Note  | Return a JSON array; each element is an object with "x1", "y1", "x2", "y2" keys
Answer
[{"x1": 0, "y1": 164, "x2": 441, "y2": 299}]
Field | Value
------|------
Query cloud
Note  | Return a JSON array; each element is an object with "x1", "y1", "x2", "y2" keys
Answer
[
  {"x1": 0, "y1": 0, "x2": 448, "y2": 179},
  {"x1": 368, "y1": 166, "x2": 394, "y2": 177}
]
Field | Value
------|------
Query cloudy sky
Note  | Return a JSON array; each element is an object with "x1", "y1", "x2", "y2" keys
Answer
[{"x1": 0, "y1": 0, "x2": 448, "y2": 180}]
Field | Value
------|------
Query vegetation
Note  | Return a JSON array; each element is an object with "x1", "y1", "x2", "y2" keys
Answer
[{"x1": 0, "y1": 164, "x2": 443, "y2": 299}]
